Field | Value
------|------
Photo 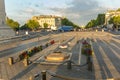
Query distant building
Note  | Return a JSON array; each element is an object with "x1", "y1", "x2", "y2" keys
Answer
[{"x1": 32, "y1": 15, "x2": 62, "y2": 29}]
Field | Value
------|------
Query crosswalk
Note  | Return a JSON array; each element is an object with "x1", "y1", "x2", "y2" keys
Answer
[{"x1": 92, "y1": 38, "x2": 120, "y2": 79}]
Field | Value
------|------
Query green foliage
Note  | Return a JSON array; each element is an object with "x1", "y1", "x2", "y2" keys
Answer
[
  {"x1": 43, "y1": 23, "x2": 48, "y2": 28},
  {"x1": 109, "y1": 16, "x2": 120, "y2": 25},
  {"x1": 61, "y1": 18, "x2": 79, "y2": 28},
  {"x1": 85, "y1": 19, "x2": 97, "y2": 28},
  {"x1": 85, "y1": 14, "x2": 105, "y2": 28},
  {"x1": 6, "y1": 17, "x2": 20, "y2": 31},
  {"x1": 117, "y1": 8, "x2": 120, "y2": 11},
  {"x1": 96, "y1": 14, "x2": 105, "y2": 25},
  {"x1": 109, "y1": 17, "x2": 114, "y2": 24},
  {"x1": 113, "y1": 16, "x2": 120, "y2": 25},
  {"x1": 27, "y1": 20, "x2": 39, "y2": 30},
  {"x1": 20, "y1": 24, "x2": 29, "y2": 30},
  {"x1": 108, "y1": 16, "x2": 120, "y2": 29}
]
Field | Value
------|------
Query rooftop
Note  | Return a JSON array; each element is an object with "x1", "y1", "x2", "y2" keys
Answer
[{"x1": 33, "y1": 15, "x2": 62, "y2": 18}]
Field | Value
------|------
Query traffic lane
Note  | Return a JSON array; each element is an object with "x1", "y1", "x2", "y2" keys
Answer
[
  {"x1": 70, "y1": 39, "x2": 83, "y2": 64},
  {"x1": 98, "y1": 39, "x2": 120, "y2": 73},
  {"x1": 0, "y1": 34, "x2": 64, "y2": 58},
  {"x1": 107, "y1": 41, "x2": 120, "y2": 57},
  {"x1": 0, "y1": 38, "x2": 50, "y2": 58},
  {"x1": 110, "y1": 39, "x2": 120, "y2": 48},
  {"x1": 112, "y1": 36, "x2": 120, "y2": 40},
  {"x1": 20, "y1": 31, "x2": 50, "y2": 40},
  {"x1": 92, "y1": 39, "x2": 110, "y2": 79},
  {"x1": 18, "y1": 30, "x2": 58, "y2": 41}
]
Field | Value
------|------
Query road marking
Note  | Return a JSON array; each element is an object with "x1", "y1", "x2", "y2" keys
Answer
[
  {"x1": 78, "y1": 43, "x2": 82, "y2": 65},
  {"x1": 101, "y1": 40, "x2": 120, "y2": 59},
  {"x1": 110, "y1": 42, "x2": 120, "y2": 50},
  {"x1": 99, "y1": 46, "x2": 120, "y2": 78},
  {"x1": 90, "y1": 40, "x2": 102, "y2": 79},
  {"x1": 112, "y1": 38, "x2": 120, "y2": 44}
]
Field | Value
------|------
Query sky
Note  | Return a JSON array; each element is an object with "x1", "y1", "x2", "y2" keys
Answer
[{"x1": 4, "y1": 0, "x2": 120, "y2": 26}]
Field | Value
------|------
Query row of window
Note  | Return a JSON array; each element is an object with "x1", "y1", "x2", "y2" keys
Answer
[{"x1": 39, "y1": 20, "x2": 55, "y2": 23}]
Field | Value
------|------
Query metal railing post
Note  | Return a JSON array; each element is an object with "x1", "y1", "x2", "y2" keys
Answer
[
  {"x1": 41, "y1": 70, "x2": 46, "y2": 80},
  {"x1": 67, "y1": 60, "x2": 72, "y2": 70}
]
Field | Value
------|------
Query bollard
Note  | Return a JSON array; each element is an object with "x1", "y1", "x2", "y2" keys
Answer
[
  {"x1": 23, "y1": 58, "x2": 29, "y2": 66},
  {"x1": 67, "y1": 61, "x2": 72, "y2": 70},
  {"x1": 96, "y1": 29, "x2": 98, "y2": 32},
  {"x1": 102, "y1": 29, "x2": 104, "y2": 32},
  {"x1": 45, "y1": 43, "x2": 48, "y2": 47},
  {"x1": 88, "y1": 61, "x2": 92, "y2": 71},
  {"x1": 29, "y1": 76, "x2": 33, "y2": 80},
  {"x1": 87, "y1": 56, "x2": 90, "y2": 64},
  {"x1": 41, "y1": 70, "x2": 46, "y2": 80},
  {"x1": 8, "y1": 57, "x2": 14, "y2": 65}
]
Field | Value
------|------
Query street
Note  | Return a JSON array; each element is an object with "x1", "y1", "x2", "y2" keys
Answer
[{"x1": 0, "y1": 31, "x2": 120, "y2": 80}]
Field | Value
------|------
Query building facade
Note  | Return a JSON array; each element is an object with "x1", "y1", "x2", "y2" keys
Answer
[
  {"x1": 32, "y1": 15, "x2": 62, "y2": 29},
  {"x1": 105, "y1": 10, "x2": 120, "y2": 25}
]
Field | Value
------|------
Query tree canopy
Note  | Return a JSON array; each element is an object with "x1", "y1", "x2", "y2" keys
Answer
[
  {"x1": 109, "y1": 16, "x2": 120, "y2": 25},
  {"x1": 85, "y1": 14, "x2": 105, "y2": 28},
  {"x1": 6, "y1": 17, "x2": 20, "y2": 31},
  {"x1": 86, "y1": 19, "x2": 97, "y2": 28},
  {"x1": 26, "y1": 20, "x2": 39, "y2": 31},
  {"x1": 117, "y1": 8, "x2": 120, "y2": 11},
  {"x1": 61, "y1": 18, "x2": 79, "y2": 28},
  {"x1": 20, "y1": 24, "x2": 29, "y2": 30},
  {"x1": 96, "y1": 14, "x2": 105, "y2": 25},
  {"x1": 43, "y1": 23, "x2": 48, "y2": 28}
]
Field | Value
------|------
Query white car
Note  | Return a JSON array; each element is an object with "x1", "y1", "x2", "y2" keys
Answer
[
  {"x1": 68, "y1": 42, "x2": 71, "y2": 45},
  {"x1": 59, "y1": 45, "x2": 68, "y2": 49}
]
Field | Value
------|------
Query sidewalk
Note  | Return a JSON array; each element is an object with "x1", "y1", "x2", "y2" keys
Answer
[{"x1": 108, "y1": 31, "x2": 120, "y2": 35}]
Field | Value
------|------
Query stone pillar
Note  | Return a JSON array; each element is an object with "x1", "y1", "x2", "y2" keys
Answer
[
  {"x1": 0, "y1": 0, "x2": 6, "y2": 25},
  {"x1": 41, "y1": 70, "x2": 46, "y2": 80},
  {"x1": 0, "y1": 0, "x2": 15, "y2": 38},
  {"x1": 102, "y1": 29, "x2": 104, "y2": 32},
  {"x1": 8, "y1": 57, "x2": 14, "y2": 65},
  {"x1": 96, "y1": 29, "x2": 98, "y2": 32},
  {"x1": 23, "y1": 58, "x2": 29, "y2": 66},
  {"x1": 67, "y1": 61, "x2": 72, "y2": 70},
  {"x1": 88, "y1": 61, "x2": 93, "y2": 71}
]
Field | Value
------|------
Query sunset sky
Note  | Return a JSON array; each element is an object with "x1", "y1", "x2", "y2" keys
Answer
[{"x1": 5, "y1": 0, "x2": 120, "y2": 26}]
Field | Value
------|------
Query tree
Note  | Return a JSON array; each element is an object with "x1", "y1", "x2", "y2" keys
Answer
[
  {"x1": 85, "y1": 19, "x2": 97, "y2": 28},
  {"x1": 20, "y1": 24, "x2": 29, "y2": 30},
  {"x1": 113, "y1": 16, "x2": 120, "y2": 25},
  {"x1": 96, "y1": 14, "x2": 105, "y2": 25},
  {"x1": 43, "y1": 23, "x2": 48, "y2": 28},
  {"x1": 85, "y1": 13, "x2": 105, "y2": 28},
  {"x1": 109, "y1": 17, "x2": 114, "y2": 24},
  {"x1": 117, "y1": 8, "x2": 120, "y2": 11},
  {"x1": 6, "y1": 17, "x2": 20, "y2": 31},
  {"x1": 27, "y1": 20, "x2": 39, "y2": 31},
  {"x1": 109, "y1": 16, "x2": 120, "y2": 29},
  {"x1": 61, "y1": 18, "x2": 79, "y2": 28}
]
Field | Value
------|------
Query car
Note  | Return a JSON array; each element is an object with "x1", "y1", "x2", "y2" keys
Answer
[
  {"x1": 103, "y1": 28, "x2": 108, "y2": 31},
  {"x1": 58, "y1": 26, "x2": 74, "y2": 32},
  {"x1": 59, "y1": 44, "x2": 68, "y2": 49}
]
